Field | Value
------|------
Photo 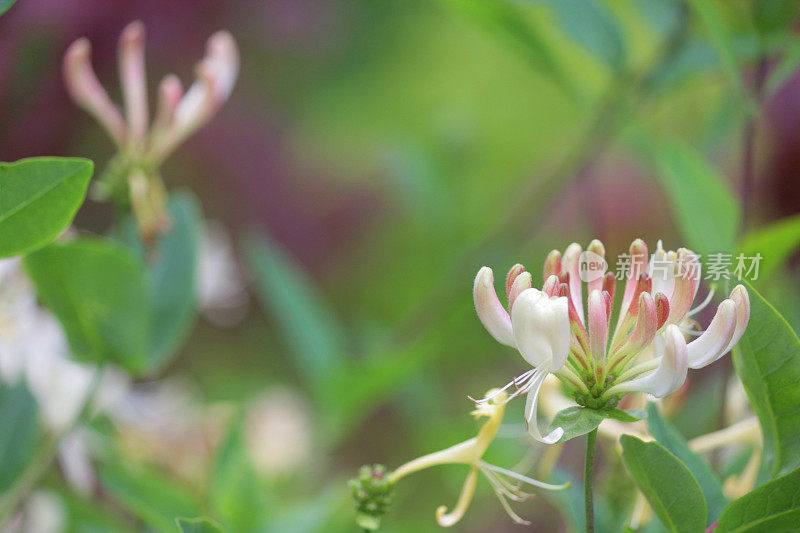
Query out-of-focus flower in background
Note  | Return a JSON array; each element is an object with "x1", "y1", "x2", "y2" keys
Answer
[
  {"x1": 198, "y1": 220, "x2": 249, "y2": 326},
  {"x1": 0, "y1": 258, "x2": 127, "y2": 433},
  {"x1": 3, "y1": 490, "x2": 65, "y2": 533},
  {"x1": 63, "y1": 20, "x2": 239, "y2": 240},
  {"x1": 244, "y1": 387, "x2": 312, "y2": 478}
]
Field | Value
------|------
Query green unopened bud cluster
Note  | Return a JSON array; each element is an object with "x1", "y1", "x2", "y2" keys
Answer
[{"x1": 349, "y1": 464, "x2": 394, "y2": 531}]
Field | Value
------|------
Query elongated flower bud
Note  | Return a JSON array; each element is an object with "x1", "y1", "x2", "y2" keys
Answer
[{"x1": 474, "y1": 267, "x2": 515, "y2": 347}]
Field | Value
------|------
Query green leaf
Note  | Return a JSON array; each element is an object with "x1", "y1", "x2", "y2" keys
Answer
[
  {"x1": 121, "y1": 191, "x2": 201, "y2": 373},
  {"x1": 732, "y1": 279, "x2": 800, "y2": 477},
  {"x1": 655, "y1": 142, "x2": 740, "y2": 256},
  {"x1": 737, "y1": 214, "x2": 800, "y2": 285},
  {"x1": 620, "y1": 435, "x2": 707, "y2": 533},
  {"x1": 0, "y1": 382, "x2": 39, "y2": 492},
  {"x1": 208, "y1": 417, "x2": 267, "y2": 532},
  {"x1": 243, "y1": 231, "x2": 346, "y2": 392},
  {"x1": 0, "y1": 0, "x2": 17, "y2": 16},
  {"x1": 436, "y1": 0, "x2": 576, "y2": 98},
  {"x1": 548, "y1": 406, "x2": 645, "y2": 443},
  {"x1": 0, "y1": 157, "x2": 92, "y2": 257},
  {"x1": 646, "y1": 403, "x2": 727, "y2": 522},
  {"x1": 24, "y1": 239, "x2": 151, "y2": 373},
  {"x1": 539, "y1": 0, "x2": 626, "y2": 71},
  {"x1": 753, "y1": 0, "x2": 798, "y2": 36},
  {"x1": 176, "y1": 517, "x2": 226, "y2": 533},
  {"x1": 99, "y1": 463, "x2": 202, "y2": 532},
  {"x1": 715, "y1": 466, "x2": 800, "y2": 532},
  {"x1": 685, "y1": 0, "x2": 746, "y2": 103}
]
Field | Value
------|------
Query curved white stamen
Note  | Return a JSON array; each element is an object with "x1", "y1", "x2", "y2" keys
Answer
[
  {"x1": 524, "y1": 366, "x2": 563, "y2": 443},
  {"x1": 478, "y1": 461, "x2": 570, "y2": 490},
  {"x1": 687, "y1": 287, "x2": 715, "y2": 317},
  {"x1": 678, "y1": 325, "x2": 704, "y2": 337},
  {"x1": 470, "y1": 370, "x2": 534, "y2": 404}
]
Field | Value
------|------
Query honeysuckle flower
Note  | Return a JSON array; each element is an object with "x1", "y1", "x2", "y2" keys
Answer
[
  {"x1": 473, "y1": 268, "x2": 572, "y2": 443},
  {"x1": 351, "y1": 390, "x2": 568, "y2": 529},
  {"x1": 473, "y1": 239, "x2": 750, "y2": 441},
  {"x1": 63, "y1": 21, "x2": 239, "y2": 240},
  {"x1": 198, "y1": 220, "x2": 249, "y2": 326}
]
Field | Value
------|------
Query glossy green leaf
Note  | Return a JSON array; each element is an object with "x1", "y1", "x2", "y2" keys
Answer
[
  {"x1": 539, "y1": 0, "x2": 626, "y2": 71},
  {"x1": 0, "y1": 157, "x2": 92, "y2": 257},
  {"x1": 244, "y1": 231, "x2": 346, "y2": 391},
  {"x1": 24, "y1": 239, "x2": 150, "y2": 373},
  {"x1": 646, "y1": 403, "x2": 727, "y2": 522},
  {"x1": 737, "y1": 214, "x2": 800, "y2": 285},
  {"x1": 620, "y1": 435, "x2": 707, "y2": 533},
  {"x1": 715, "y1": 466, "x2": 800, "y2": 532},
  {"x1": 0, "y1": 382, "x2": 38, "y2": 492},
  {"x1": 732, "y1": 280, "x2": 800, "y2": 477},
  {"x1": 99, "y1": 463, "x2": 201, "y2": 532},
  {"x1": 0, "y1": 0, "x2": 17, "y2": 16},
  {"x1": 121, "y1": 192, "x2": 201, "y2": 373},
  {"x1": 176, "y1": 517, "x2": 226, "y2": 533},
  {"x1": 548, "y1": 407, "x2": 645, "y2": 443},
  {"x1": 656, "y1": 142, "x2": 740, "y2": 256}
]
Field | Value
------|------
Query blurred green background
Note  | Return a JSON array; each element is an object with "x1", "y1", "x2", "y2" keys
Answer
[{"x1": 2, "y1": 0, "x2": 800, "y2": 531}]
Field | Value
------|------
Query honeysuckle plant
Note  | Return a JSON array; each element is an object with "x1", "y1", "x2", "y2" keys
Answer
[
  {"x1": 63, "y1": 21, "x2": 239, "y2": 240},
  {"x1": 470, "y1": 238, "x2": 749, "y2": 531},
  {"x1": 353, "y1": 238, "x2": 754, "y2": 532},
  {"x1": 349, "y1": 389, "x2": 568, "y2": 530}
]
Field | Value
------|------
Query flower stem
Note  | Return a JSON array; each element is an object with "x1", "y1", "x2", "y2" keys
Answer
[{"x1": 584, "y1": 428, "x2": 598, "y2": 533}]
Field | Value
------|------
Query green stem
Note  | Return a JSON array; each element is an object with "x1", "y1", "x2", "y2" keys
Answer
[{"x1": 584, "y1": 428, "x2": 598, "y2": 533}]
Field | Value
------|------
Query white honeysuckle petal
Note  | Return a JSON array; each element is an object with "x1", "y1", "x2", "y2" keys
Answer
[
  {"x1": 524, "y1": 366, "x2": 563, "y2": 444},
  {"x1": 511, "y1": 289, "x2": 570, "y2": 369},
  {"x1": 562, "y1": 243, "x2": 584, "y2": 325},
  {"x1": 473, "y1": 267, "x2": 515, "y2": 347},
  {"x1": 508, "y1": 271, "x2": 532, "y2": 312},
  {"x1": 687, "y1": 299, "x2": 737, "y2": 369},
  {"x1": 548, "y1": 296, "x2": 571, "y2": 370},
  {"x1": 723, "y1": 285, "x2": 750, "y2": 354},
  {"x1": 621, "y1": 325, "x2": 688, "y2": 398}
]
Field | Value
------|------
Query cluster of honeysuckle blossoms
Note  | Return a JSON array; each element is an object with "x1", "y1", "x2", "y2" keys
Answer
[
  {"x1": 63, "y1": 21, "x2": 239, "y2": 239},
  {"x1": 473, "y1": 238, "x2": 750, "y2": 443}
]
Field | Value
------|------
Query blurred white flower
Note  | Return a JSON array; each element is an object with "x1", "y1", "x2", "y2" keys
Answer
[
  {"x1": 244, "y1": 387, "x2": 312, "y2": 477},
  {"x1": 0, "y1": 258, "x2": 127, "y2": 433},
  {"x1": 198, "y1": 220, "x2": 249, "y2": 326},
  {"x1": 3, "y1": 490, "x2": 65, "y2": 533},
  {"x1": 110, "y1": 380, "x2": 222, "y2": 481}
]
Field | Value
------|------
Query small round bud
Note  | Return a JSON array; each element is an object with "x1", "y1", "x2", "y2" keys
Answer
[{"x1": 349, "y1": 464, "x2": 394, "y2": 530}]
